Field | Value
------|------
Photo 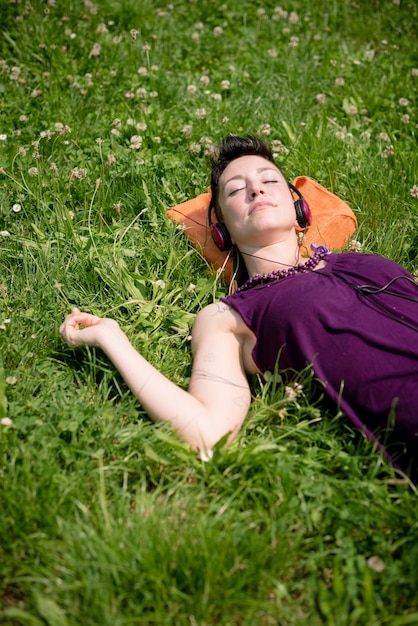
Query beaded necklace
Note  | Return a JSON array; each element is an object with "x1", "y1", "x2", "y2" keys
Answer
[{"x1": 236, "y1": 244, "x2": 331, "y2": 293}]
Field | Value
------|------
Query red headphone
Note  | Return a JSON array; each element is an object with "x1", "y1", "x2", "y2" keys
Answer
[{"x1": 208, "y1": 182, "x2": 312, "y2": 251}]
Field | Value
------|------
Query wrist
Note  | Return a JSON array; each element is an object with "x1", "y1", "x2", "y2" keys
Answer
[{"x1": 97, "y1": 320, "x2": 127, "y2": 351}]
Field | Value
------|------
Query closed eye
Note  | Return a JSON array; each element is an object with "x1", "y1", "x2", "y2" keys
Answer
[{"x1": 228, "y1": 187, "x2": 245, "y2": 196}]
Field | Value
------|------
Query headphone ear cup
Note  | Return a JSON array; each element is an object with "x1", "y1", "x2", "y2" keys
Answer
[
  {"x1": 294, "y1": 197, "x2": 312, "y2": 229},
  {"x1": 211, "y1": 222, "x2": 233, "y2": 251}
]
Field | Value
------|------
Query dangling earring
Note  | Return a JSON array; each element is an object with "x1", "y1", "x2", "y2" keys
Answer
[{"x1": 297, "y1": 230, "x2": 305, "y2": 247}]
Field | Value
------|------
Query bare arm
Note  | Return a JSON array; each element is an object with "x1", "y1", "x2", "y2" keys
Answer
[{"x1": 59, "y1": 305, "x2": 251, "y2": 451}]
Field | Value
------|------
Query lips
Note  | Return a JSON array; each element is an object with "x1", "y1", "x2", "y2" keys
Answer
[{"x1": 249, "y1": 201, "x2": 274, "y2": 214}]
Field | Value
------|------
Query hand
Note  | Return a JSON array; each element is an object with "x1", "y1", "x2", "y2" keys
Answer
[{"x1": 59, "y1": 307, "x2": 120, "y2": 348}]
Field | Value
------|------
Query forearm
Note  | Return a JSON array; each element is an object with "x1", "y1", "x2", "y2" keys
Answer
[
  {"x1": 60, "y1": 307, "x2": 250, "y2": 451},
  {"x1": 99, "y1": 328, "x2": 221, "y2": 450}
]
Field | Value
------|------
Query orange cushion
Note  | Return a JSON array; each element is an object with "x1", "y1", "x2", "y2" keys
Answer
[{"x1": 167, "y1": 177, "x2": 358, "y2": 283}]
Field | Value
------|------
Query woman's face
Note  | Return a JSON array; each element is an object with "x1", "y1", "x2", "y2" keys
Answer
[{"x1": 217, "y1": 154, "x2": 298, "y2": 248}]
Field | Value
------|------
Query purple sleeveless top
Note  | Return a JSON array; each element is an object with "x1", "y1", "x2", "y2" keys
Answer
[{"x1": 222, "y1": 252, "x2": 418, "y2": 477}]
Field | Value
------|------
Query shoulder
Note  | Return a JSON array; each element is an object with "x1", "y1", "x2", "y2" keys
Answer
[
  {"x1": 330, "y1": 251, "x2": 412, "y2": 275},
  {"x1": 192, "y1": 301, "x2": 251, "y2": 350},
  {"x1": 194, "y1": 301, "x2": 242, "y2": 332}
]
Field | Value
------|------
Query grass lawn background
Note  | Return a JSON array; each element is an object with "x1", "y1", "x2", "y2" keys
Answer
[{"x1": 1, "y1": 0, "x2": 418, "y2": 624}]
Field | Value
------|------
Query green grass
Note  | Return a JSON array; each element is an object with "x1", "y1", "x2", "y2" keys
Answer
[{"x1": 1, "y1": 0, "x2": 418, "y2": 624}]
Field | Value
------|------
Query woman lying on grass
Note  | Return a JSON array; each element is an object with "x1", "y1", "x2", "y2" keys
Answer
[{"x1": 60, "y1": 135, "x2": 418, "y2": 480}]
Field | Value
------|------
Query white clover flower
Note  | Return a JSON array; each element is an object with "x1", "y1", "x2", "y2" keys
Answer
[
  {"x1": 213, "y1": 26, "x2": 223, "y2": 36},
  {"x1": 221, "y1": 80, "x2": 230, "y2": 90},
  {"x1": 196, "y1": 108, "x2": 206, "y2": 120},
  {"x1": 350, "y1": 239, "x2": 363, "y2": 252},
  {"x1": 129, "y1": 135, "x2": 143, "y2": 150},
  {"x1": 136, "y1": 87, "x2": 147, "y2": 98},
  {"x1": 187, "y1": 84, "x2": 197, "y2": 94},
  {"x1": 28, "y1": 167, "x2": 38, "y2": 176},
  {"x1": 137, "y1": 66, "x2": 148, "y2": 76},
  {"x1": 335, "y1": 77, "x2": 345, "y2": 86},
  {"x1": 398, "y1": 97, "x2": 409, "y2": 107},
  {"x1": 347, "y1": 104, "x2": 358, "y2": 115},
  {"x1": 0, "y1": 134, "x2": 7, "y2": 141},
  {"x1": 367, "y1": 556, "x2": 385, "y2": 572},
  {"x1": 410, "y1": 185, "x2": 418, "y2": 199},
  {"x1": 6, "y1": 376, "x2": 17, "y2": 385},
  {"x1": 381, "y1": 145, "x2": 394, "y2": 158},
  {"x1": 1, "y1": 417, "x2": 13, "y2": 426},
  {"x1": 10, "y1": 66, "x2": 21, "y2": 80},
  {"x1": 187, "y1": 283, "x2": 196, "y2": 292},
  {"x1": 155, "y1": 279, "x2": 166, "y2": 289},
  {"x1": 412, "y1": 68, "x2": 418, "y2": 77},
  {"x1": 285, "y1": 383, "x2": 303, "y2": 399},
  {"x1": 69, "y1": 167, "x2": 87, "y2": 181},
  {"x1": 268, "y1": 48, "x2": 278, "y2": 58},
  {"x1": 274, "y1": 7, "x2": 288, "y2": 18},
  {"x1": 182, "y1": 124, "x2": 193, "y2": 138},
  {"x1": 189, "y1": 142, "x2": 201, "y2": 154},
  {"x1": 95, "y1": 23, "x2": 108, "y2": 34},
  {"x1": 316, "y1": 93, "x2": 326, "y2": 104},
  {"x1": 199, "y1": 448, "x2": 213, "y2": 462},
  {"x1": 106, "y1": 153, "x2": 116, "y2": 166},
  {"x1": 90, "y1": 43, "x2": 101, "y2": 57}
]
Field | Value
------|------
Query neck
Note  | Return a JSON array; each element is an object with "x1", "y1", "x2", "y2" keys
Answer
[{"x1": 238, "y1": 234, "x2": 301, "y2": 278}]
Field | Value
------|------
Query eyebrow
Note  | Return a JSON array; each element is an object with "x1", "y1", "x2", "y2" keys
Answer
[{"x1": 223, "y1": 167, "x2": 280, "y2": 187}]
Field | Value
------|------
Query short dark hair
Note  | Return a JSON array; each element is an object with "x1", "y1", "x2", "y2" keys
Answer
[
  {"x1": 208, "y1": 135, "x2": 289, "y2": 288},
  {"x1": 208, "y1": 134, "x2": 278, "y2": 221}
]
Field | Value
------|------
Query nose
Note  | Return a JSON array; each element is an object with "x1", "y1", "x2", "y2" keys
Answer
[{"x1": 250, "y1": 183, "x2": 264, "y2": 197}]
